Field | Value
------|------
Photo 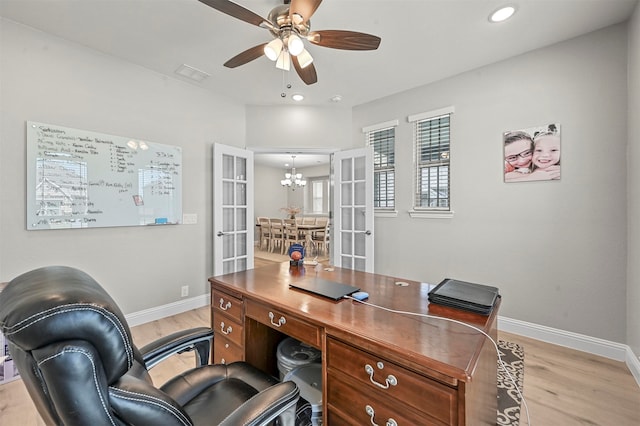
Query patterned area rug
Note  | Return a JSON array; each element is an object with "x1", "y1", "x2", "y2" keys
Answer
[{"x1": 497, "y1": 340, "x2": 525, "y2": 426}]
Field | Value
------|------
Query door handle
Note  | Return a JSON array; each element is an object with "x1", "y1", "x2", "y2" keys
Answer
[
  {"x1": 217, "y1": 231, "x2": 225, "y2": 237},
  {"x1": 365, "y1": 230, "x2": 372, "y2": 236}
]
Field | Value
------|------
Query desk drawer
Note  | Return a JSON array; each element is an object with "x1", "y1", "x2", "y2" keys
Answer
[
  {"x1": 245, "y1": 299, "x2": 321, "y2": 348},
  {"x1": 213, "y1": 336, "x2": 243, "y2": 365},
  {"x1": 327, "y1": 337, "x2": 457, "y2": 425},
  {"x1": 213, "y1": 311, "x2": 243, "y2": 348},
  {"x1": 327, "y1": 373, "x2": 443, "y2": 426},
  {"x1": 213, "y1": 289, "x2": 243, "y2": 322}
]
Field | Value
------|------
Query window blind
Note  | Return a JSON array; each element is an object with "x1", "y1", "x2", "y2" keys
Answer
[
  {"x1": 414, "y1": 114, "x2": 450, "y2": 209},
  {"x1": 367, "y1": 126, "x2": 395, "y2": 209}
]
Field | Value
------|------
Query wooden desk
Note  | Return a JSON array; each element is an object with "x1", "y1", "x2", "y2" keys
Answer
[{"x1": 209, "y1": 263, "x2": 499, "y2": 425}]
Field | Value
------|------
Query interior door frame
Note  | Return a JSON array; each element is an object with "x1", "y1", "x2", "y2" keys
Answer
[{"x1": 249, "y1": 146, "x2": 338, "y2": 258}]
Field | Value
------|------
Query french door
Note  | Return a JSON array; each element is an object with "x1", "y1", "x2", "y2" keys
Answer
[
  {"x1": 332, "y1": 147, "x2": 374, "y2": 272},
  {"x1": 212, "y1": 143, "x2": 254, "y2": 276}
]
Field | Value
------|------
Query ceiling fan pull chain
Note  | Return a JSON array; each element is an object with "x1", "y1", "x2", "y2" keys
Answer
[{"x1": 281, "y1": 69, "x2": 286, "y2": 98}]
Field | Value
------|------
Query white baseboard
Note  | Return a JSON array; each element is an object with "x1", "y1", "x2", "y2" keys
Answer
[
  {"x1": 626, "y1": 347, "x2": 640, "y2": 385},
  {"x1": 125, "y1": 293, "x2": 210, "y2": 327},
  {"x1": 499, "y1": 315, "x2": 640, "y2": 387}
]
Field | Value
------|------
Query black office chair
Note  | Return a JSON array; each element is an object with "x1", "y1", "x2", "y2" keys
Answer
[{"x1": 0, "y1": 266, "x2": 299, "y2": 425}]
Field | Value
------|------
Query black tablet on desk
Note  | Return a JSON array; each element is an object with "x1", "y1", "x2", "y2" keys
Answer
[
  {"x1": 428, "y1": 278, "x2": 500, "y2": 315},
  {"x1": 289, "y1": 277, "x2": 360, "y2": 301}
]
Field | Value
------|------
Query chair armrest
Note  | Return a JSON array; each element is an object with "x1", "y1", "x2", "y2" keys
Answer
[
  {"x1": 219, "y1": 381, "x2": 299, "y2": 426},
  {"x1": 139, "y1": 326, "x2": 213, "y2": 370}
]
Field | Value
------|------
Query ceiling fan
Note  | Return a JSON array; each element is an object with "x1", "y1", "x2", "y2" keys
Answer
[{"x1": 198, "y1": 0, "x2": 381, "y2": 85}]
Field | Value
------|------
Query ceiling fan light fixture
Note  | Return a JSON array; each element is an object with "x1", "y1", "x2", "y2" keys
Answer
[
  {"x1": 291, "y1": 13, "x2": 304, "y2": 26},
  {"x1": 276, "y1": 50, "x2": 291, "y2": 71},
  {"x1": 264, "y1": 38, "x2": 283, "y2": 61},
  {"x1": 287, "y1": 33, "x2": 305, "y2": 56},
  {"x1": 297, "y1": 48, "x2": 314, "y2": 69},
  {"x1": 202, "y1": 0, "x2": 381, "y2": 86}
]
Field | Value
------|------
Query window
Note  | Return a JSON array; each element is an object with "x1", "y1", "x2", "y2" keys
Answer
[
  {"x1": 305, "y1": 176, "x2": 330, "y2": 214},
  {"x1": 364, "y1": 120, "x2": 398, "y2": 210},
  {"x1": 409, "y1": 107, "x2": 454, "y2": 211},
  {"x1": 312, "y1": 180, "x2": 323, "y2": 213}
]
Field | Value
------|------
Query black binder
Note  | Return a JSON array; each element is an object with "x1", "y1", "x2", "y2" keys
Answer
[{"x1": 428, "y1": 278, "x2": 500, "y2": 315}]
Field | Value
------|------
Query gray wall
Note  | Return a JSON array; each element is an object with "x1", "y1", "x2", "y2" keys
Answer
[
  {"x1": 627, "y1": 4, "x2": 640, "y2": 357},
  {"x1": 254, "y1": 162, "x2": 331, "y2": 221},
  {"x1": 0, "y1": 19, "x2": 245, "y2": 312},
  {"x1": 246, "y1": 105, "x2": 351, "y2": 150},
  {"x1": 254, "y1": 163, "x2": 289, "y2": 219},
  {"x1": 353, "y1": 25, "x2": 629, "y2": 343}
]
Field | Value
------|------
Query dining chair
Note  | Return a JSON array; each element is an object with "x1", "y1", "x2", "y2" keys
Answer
[
  {"x1": 312, "y1": 219, "x2": 330, "y2": 256},
  {"x1": 282, "y1": 219, "x2": 303, "y2": 254},
  {"x1": 258, "y1": 217, "x2": 271, "y2": 250},
  {"x1": 269, "y1": 218, "x2": 284, "y2": 253}
]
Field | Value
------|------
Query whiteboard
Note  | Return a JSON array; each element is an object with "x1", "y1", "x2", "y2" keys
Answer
[{"x1": 26, "y1": 121, "x2": 182, "y2": 230}]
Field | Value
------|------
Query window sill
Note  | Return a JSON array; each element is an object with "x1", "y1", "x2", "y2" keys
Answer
[
  {"x1": 408, "y1": 209, "x2": 454, "y2": 219},
  {"x1": 374, "y1": 210, "x2": 398, "y2": 218}
]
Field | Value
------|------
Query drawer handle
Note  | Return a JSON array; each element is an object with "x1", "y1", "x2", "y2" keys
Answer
[
  {"x1": 220, "y1": 322, "x2": 233, "y2": 335},
  {"x1": 365, "y1": 363, "x2": 398, "y2": 389},
  {"x1": 219, "y1": 298, "x2": 232, "y2": 311},
  {"x1": 365, "y1": 405, "x2": 398, "y2": 426},
  {"x1": 268, "y1": 311, "x2": 286, "y2": 327}
]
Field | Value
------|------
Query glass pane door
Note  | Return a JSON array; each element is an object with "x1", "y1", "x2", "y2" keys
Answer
[
  {"x1": 213, "y1": 144, "x2": 254, "y2": 275},
  {"x1": 332, "y1": 147, "x2": 374, "y2": 272}
]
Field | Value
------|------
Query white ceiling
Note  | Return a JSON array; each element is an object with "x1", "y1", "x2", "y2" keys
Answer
[
  {"x1": 1, "y1": 0, "x2": 637, "y2": 168},
  {"x1": 1, "y1": 0, "x2": 637, "y2": 110}
]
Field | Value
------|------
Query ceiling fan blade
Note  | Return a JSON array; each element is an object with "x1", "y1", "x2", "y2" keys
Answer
[
  {"x1": 223, "y1": 43, "x2": 267, "y2": 68},
  {"x1": 308, "y1": 30, "x2": 381, "y2": 50},
  {"x1": 289, "y1": 0, "x2": 322, "y2": 25},
  {"x1": 292, "y1": 55, "x2": 318, "y2": 85},
  {"x1": 198, "y1": 0, "x2": 273, "y2": 29}
]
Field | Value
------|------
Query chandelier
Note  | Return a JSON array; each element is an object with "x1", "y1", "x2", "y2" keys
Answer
[{"x1": 281, "y1": 155, "x2": 306, "y2": 189}]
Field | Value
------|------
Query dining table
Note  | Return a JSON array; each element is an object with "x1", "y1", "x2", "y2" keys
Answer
[{"x1": 295, "y1": 223, "x2": 327, "y2": 253}]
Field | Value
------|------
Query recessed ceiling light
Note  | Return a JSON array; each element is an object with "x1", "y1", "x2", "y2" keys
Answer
[
  {"x1": 292, "y1": 94, "x2": 304, "y2": 102},
  {"x1": 329, "y1": 95, "x2": 342, "y2": 103},
  {"x1": 489, "y1": 5, "x2": 516, "y2": 23}
]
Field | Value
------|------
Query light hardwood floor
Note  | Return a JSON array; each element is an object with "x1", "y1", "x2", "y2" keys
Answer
[
  {"x1": 498, "y1": 331, "x2": 640, "y2": 425},
  {"x1": 1, "y1": 266, "x2": 639, "y2": 425}
]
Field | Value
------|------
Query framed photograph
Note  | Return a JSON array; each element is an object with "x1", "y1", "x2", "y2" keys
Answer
[{"x1": 503, "y1": 123, "x2": 561, "y2": 182}]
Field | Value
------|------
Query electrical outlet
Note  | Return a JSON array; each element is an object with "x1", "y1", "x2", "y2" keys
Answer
[
  {"x1": 181, "y1": 285, "x2": 189, "y2": 297},
  {"x1": 182, "y1": 213, "x2": 197, "y2": 224}
]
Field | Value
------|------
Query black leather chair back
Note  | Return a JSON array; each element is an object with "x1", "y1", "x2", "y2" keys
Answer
[
  {"x1": 1, "y1": 266, "x2": 300, "y2": 426},
  {"x1": 0, "y1": 266, "x2": 166, "y2": 425}
]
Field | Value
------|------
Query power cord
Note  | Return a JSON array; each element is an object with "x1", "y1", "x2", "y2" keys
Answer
[{"x1": 343, "y1": 295, "x2": 531, "y2": 426}]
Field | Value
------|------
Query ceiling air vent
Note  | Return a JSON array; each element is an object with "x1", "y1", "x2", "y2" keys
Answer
[{"x1": 175, "y1": 64, "x2": 210, "y2": 82}]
